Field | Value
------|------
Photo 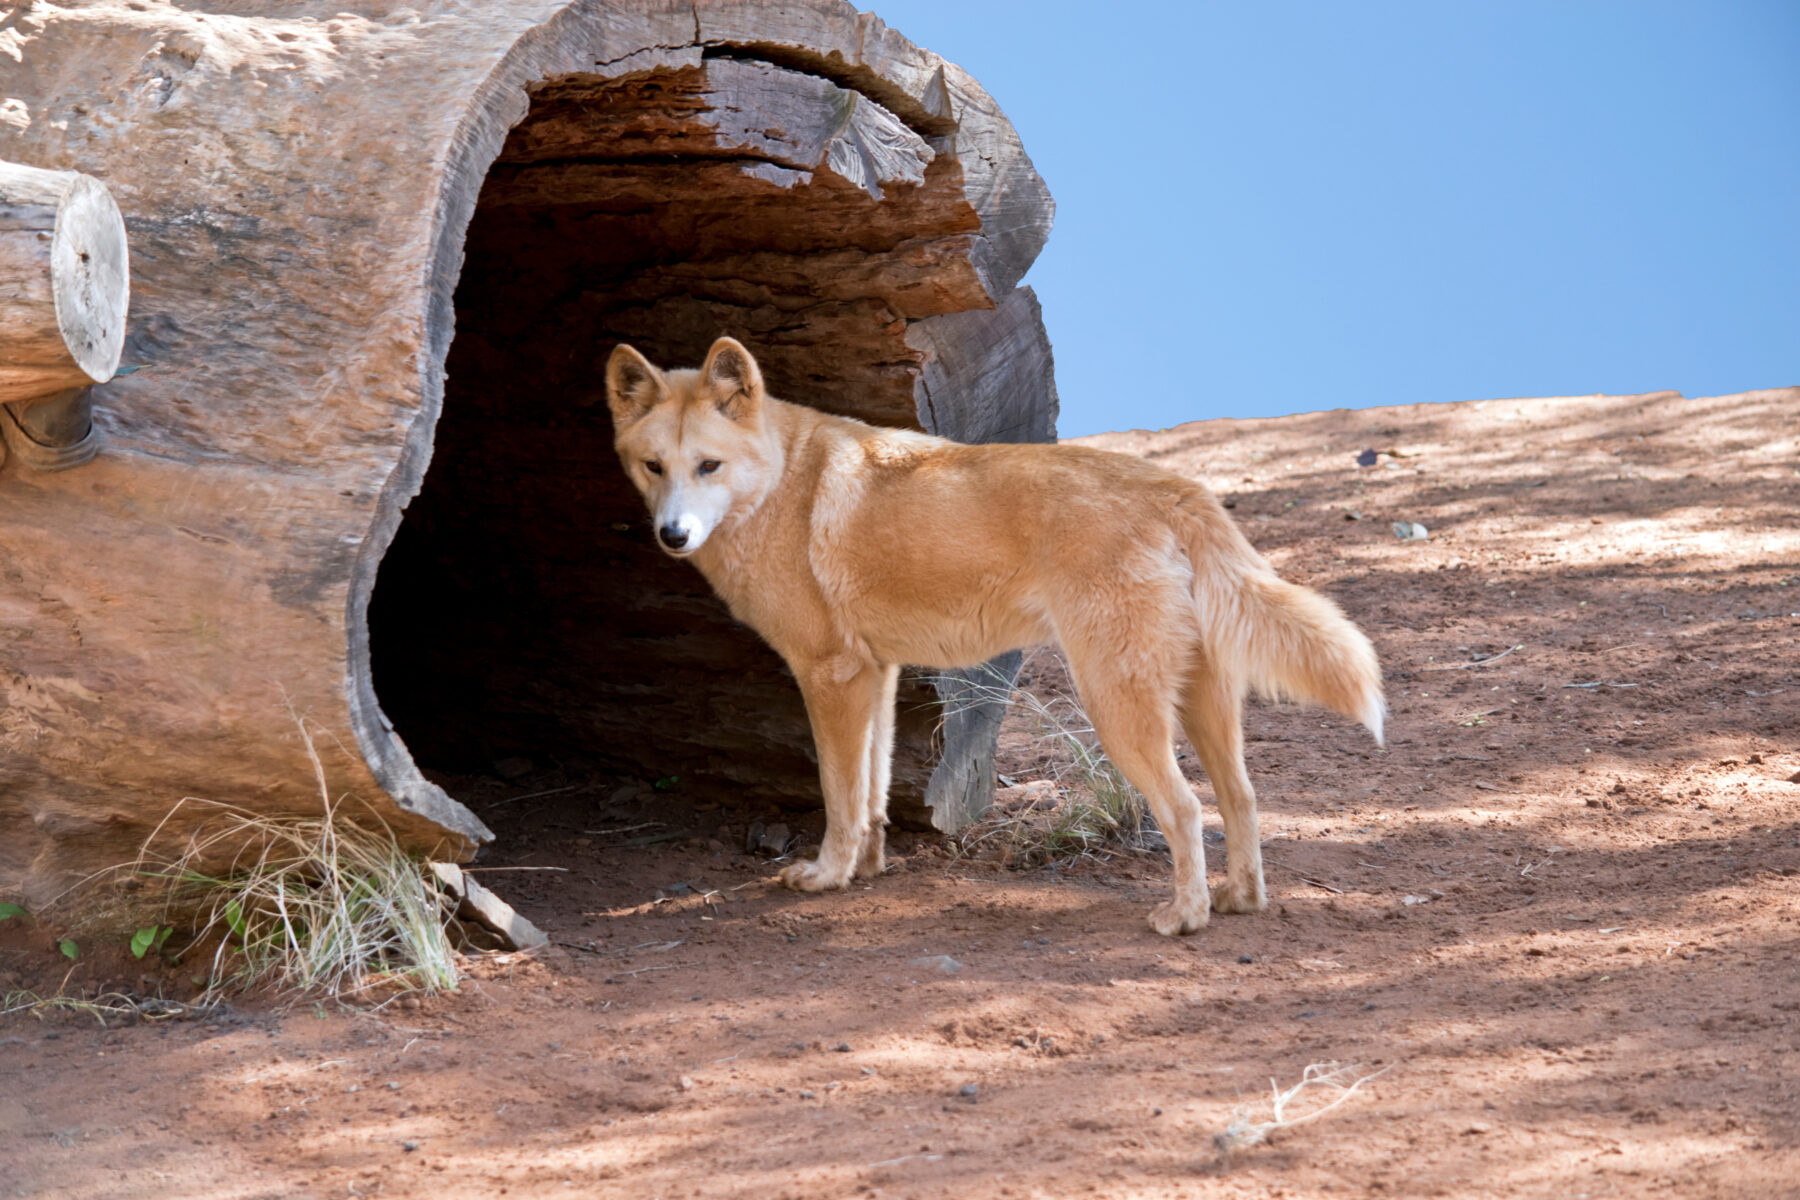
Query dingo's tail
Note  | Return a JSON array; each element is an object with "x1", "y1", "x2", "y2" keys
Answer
[
  {"x1": 1196, "y1": 551, "x2": 1386, "y2": 744},
  {"x1": 1241, "y1": 574, "x2": 1384, "y2": 744}
]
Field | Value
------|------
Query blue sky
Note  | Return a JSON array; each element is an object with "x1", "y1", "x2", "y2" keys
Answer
[{"x1": 878, "y1": 1, "x2": 1800, "y2": 436}]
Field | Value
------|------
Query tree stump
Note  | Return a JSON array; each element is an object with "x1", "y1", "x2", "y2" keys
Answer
[
  {"x1": 0, "y1": 159, "x2": 126, "y2": 469},
  {"x1": 0, "y1": 0, "x2": 1056, "y2": 908}
]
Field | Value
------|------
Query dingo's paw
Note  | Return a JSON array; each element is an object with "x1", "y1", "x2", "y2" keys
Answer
[
  {"x1": 853, "y1": 830, "x2": 886, "y2": 879},
  {"x1": 779, "y1": 859, "x2": 851, "y2": 893},
  {"x1": 1211, "y1": 876, "x2": 1267, "y2": 914},
  {"x1": 1147, "y1": 898, "x2": 1209, "y2": 936}
]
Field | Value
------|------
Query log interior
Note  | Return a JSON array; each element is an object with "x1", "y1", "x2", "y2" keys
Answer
[{"x1": 369, "y1": 59, "x2": 1001, "y2": 821}]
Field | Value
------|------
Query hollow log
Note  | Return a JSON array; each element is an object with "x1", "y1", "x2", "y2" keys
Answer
[{"x1": 0, "y1": 1, "x2": 1056, "y2": 908}]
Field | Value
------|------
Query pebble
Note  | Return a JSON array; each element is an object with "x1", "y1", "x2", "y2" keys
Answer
[
  {"x1": 910, "y1": 955, "x2": 963, "y2": 975},
  {"x1": 958, "y1": 1083, "x2": 979, "y2": 1098}
]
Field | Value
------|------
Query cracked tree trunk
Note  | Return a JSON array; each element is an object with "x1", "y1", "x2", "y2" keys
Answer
[{"x1": 0, "y1": 0, "x2": 1056, "y2": 907}]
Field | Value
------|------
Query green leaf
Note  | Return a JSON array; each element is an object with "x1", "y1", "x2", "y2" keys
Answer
[
  {"x1": 130, "y1": 926, "x2": 171, "y2": 959},
  {"x1": 224, "y1": 899, "x2": 247, "y2": 940},
  {"x1": 0, "y1": 902, "x2": 27, "y2": 922},
  {"x1": 58, "y1": 938, "x2": 79, "y2": 961},
  {"x1": 653, "y1": 775, "x2": 680, "y2": 792}
]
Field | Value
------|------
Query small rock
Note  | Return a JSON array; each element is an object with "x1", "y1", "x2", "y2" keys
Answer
[
  {"x1": 1356, "y1": 448, "x2": 1379, "y2": 467},
  {"x1": 910, "y1": 955, "x2": 963, "y2": 975},
  {"x1": 958, "y1": 1083, "x2": 979, "y2": 1098},
  {"x1": 402, "y1": 1141, "x2": 419, "y2": 1152},
  {"x1": 994, "y1": 780, "x2": 1058, "y2": 809},
  {"x1": 678, "y1": 1075, "x2": 694, "y2": 1091},
  {"x1": 492, "y1": 756, "x2": 534, "y2": 780},
  {"x1": 1237, "y1": 955, "x2": 1254, "y2": 964},
  {"x1": 386, "y1": 1081, "x2": 400, "y2": 1091},
  {"x1": 1787, "y1": 771, "x2": 1800, "y2": 784},
  {"x1": 833, "y1": 1042, "x2": 851, "y2": 1053},
  {"x1": 753, "y1": 823, "x2": 792, "y2": 857},
  {"x1": 798, "y1": 1089, "x2": 816, "y2": 1100},
  {"x1": 1392, "y1": 521, "x2": 1429, "y2": 541}
]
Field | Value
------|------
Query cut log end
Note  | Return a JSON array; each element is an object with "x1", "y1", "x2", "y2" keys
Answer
[
  {"x1": 0, "y1": 160, "x2": 131, "y2": 404},
  {"x1": 52, "y1": 173, "x2": 130, "y2": 383}
]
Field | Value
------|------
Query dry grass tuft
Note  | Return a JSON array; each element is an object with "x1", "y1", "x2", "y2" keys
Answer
[
  {"x1": 129, "y1": 716, "x2": 459, "y2": 1003},
  {"x1": 1, "y1": 985, "x2": 197, "y2": 1025},
  {"x1": 938, "y1": 657, "x2": 1152, "y2": 868}
]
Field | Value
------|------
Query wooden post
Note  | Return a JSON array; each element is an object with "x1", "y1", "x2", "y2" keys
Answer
[{"x1": 0, "y1": 160, "x2": 127, "y2": 470}]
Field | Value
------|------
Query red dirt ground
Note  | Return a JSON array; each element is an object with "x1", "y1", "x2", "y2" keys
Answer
[{"x1": 4, "y1": 387, "x2": 1799, "y2": 1200}]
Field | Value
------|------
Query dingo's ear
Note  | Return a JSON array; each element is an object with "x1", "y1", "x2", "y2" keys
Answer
[
  {"x1": 700, "y1": 336, "x2": 764, "y2": 421},
  {"x1": 606, "y1": 343, "x2": 667, "y2": 423}
]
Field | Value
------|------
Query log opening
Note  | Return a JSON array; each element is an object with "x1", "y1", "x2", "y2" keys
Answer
[{"x1": 367, "y1": 56, "x2": 1045, "y2": 831}]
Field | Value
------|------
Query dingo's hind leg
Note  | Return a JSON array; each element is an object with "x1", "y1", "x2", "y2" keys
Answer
[
  {"x1": 1181, "y1": 670, "x2": 1266, "y2": 914},
  {"x1": 1065, "y1": 642, "x2": 1210, "y2": 935}
]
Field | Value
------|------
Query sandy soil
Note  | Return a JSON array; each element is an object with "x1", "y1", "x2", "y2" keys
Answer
[{"x1": 4, "y1": 387, "x2": 1799, "y2": 1200}]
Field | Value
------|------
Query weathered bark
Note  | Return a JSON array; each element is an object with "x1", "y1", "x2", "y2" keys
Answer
[{"x1": 0, "y1": 0, "x2": 1056, "y2": 908}]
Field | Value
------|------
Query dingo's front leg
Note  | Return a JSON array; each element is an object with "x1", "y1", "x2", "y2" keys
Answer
[
  {"x1": 780, "y1": 658, "x2": 886, "y2": 893},
  {"x1": 854, "y1": 664, "x2": 900, "y2": 880}
]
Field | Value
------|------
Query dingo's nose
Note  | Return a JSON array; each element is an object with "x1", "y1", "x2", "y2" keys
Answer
[{"x1": 658, "y1": 523, "x2": 690, "y2": 550}]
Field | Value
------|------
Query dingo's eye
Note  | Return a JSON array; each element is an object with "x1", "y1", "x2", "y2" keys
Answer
[
  {"x1": 698, "y1": 459, "x2": 721, "y2": 476},
  {"x1": 644, "y1": 460, "x2": 663, "y2": 476}
]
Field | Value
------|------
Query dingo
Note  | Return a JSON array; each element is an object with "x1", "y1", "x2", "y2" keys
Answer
[{"x1": 606, "y1": 337, "x2": 1384, "y2": 934}]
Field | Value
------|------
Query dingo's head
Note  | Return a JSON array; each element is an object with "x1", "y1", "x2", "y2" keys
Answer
[{"x1": 605, "y1": 337, "x2": 779, "y2": 559}]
